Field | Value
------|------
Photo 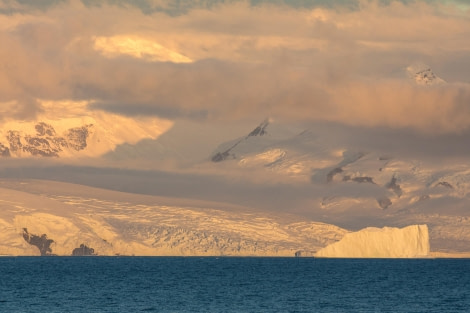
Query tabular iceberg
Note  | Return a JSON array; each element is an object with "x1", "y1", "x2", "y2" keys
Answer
[{"x1": 315, "y1": 225, "x2": 430, "y2": 258}]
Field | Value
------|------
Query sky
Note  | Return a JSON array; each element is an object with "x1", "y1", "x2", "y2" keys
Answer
[{"x1": 0, "y1": 0, "x2": 469, "y2": 134}]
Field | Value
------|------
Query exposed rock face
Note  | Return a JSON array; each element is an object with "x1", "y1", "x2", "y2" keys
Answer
[
  {"x1": 351, "y1": 176, "x2": 374, "y2": 184},
  {"x1": 35, "y1": 122, "x2": 56, "y2": 137},
  {"x1": 248, "y1": 119, "x2": 269, "y2": 137},
  {"x1": 315, "y1": 225, "x2": 430, "y2": 258},
  {"x1": 437, "y1": 181, "x2": 453, "y2": 189},
  {"x1": 22, "y1": 228, "x2": 54, "y2": 256},
  {"x1": 407, "y1": 64, "x2": 445, "y2": 86},
  {"x1": 413, "y1": 68, "x2": 440, "y2": 85},
  {"x1": 211, "y1": 150, "x2": 232, "y2": 162},
  {"x1": 377, "y1": 197, "x2": 392, "y2": 209},
  {"x1": 0, "y1": 143, "x2": 10, "y2": 156},
  {"x1": 23, "y1": 136, "x2": 59, "y2": 157},
  {"x1": 72, "y1": 244, "x2": 96, "y2": 256},
  {"x1": 67, "y1": 126, "x2": 90, "y2": 151},
  {"x1": 1, "y1": 123, "x2": 93, "y2": 157},
  {"x1": 7, "y1": 131, "x2": 22, "y2": 153},
  {"x1": 327, "y1": 167, "x2": 343, "y2": 183},
  {"x1": 387, "y1": 176, "x2": 402, "y2": 197}
]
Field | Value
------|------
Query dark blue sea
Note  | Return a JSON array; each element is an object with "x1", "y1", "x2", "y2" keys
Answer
[{"x1": 0, "y1": 257, "x2": 469, "y2": 312}]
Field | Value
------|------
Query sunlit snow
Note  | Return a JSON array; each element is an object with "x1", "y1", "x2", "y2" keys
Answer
[{"x1": 315, "y1": 225, "x2": 430, "y2": 258}]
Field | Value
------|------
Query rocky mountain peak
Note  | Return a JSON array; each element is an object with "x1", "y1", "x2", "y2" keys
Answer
[
  {"x1": 211, "y1": 118, "x2": 271, "y2": 162},
  {"x1": 406, "y1": 63, "x2": 445, "y2": 86},
  {"x1": 1, "y1": 122, "x2": 93, "y2": 157}
]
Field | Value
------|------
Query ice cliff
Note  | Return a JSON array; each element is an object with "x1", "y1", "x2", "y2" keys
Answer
[{"x1": 315, "y1": 225, "x2": 430, "y2": 258}]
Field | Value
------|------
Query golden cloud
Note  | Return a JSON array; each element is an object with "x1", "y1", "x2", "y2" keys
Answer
[{"x1": 93, "y1": 36, "x2": 193, "y2": 63}]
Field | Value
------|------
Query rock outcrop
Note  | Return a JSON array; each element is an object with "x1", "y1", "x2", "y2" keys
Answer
[
  {"x1": 22, "y1": 228, "x2": 54, "y2": 256},
  {"x1": 72, "y1": 244, "x2": 96, "y2": 256},
  {"x1": 1, "y1": 123, "x2": 92, "y2": 157}
]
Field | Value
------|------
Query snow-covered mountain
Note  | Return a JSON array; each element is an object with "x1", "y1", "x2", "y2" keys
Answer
[
  {"x1": 211, "y1": 119, "x2": 470, "y2": 203},
  {"x1": 210, "y1": 119, "x2": 334, "y2": 181},
  {"x1": 1, "y1": 65, "x2": 468, "y2": 257},
  {"x1": 208, "y1": 119, "x2": 470, "y2": 254},
  {"x1": 0, "y1": 101, "x2": 173, "y2": 158},
  {"x1": 207, "y1": 61, "x2": 470, "y2": 255},
  {"x1": 211, "y1": 118, "x2": 271, "y2": 162},
  {"x1": 406, "y1": 63, "x2": 445, "y2": 86}
]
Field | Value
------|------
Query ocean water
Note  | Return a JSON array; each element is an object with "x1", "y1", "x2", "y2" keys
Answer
[{"x1": 0, "y1": 257, "x2": 469, "y2": 313}]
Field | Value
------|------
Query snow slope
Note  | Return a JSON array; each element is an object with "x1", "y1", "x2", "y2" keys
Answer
[
  {"x1": 315, "y1": 225, "x2": 430, "y2": 258},
  {"x1": 0, "y1": 179, "x2": 347, "y2": 256}
]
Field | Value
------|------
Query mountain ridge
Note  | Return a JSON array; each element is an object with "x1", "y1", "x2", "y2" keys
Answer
[{"x1": 0, "y1": 102, "x2": 173, "y2": 158}]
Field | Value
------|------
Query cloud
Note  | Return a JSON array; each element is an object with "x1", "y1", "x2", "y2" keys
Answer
[
  {"x1": 93, "y1": 36, "x2": 193, "y2": 63},
  {"x1": 323, "y1": 81, "x2": 470, "y2": 133},
  {"x1": 0, "y1": 0, "x2": 469, "y2": 133}
]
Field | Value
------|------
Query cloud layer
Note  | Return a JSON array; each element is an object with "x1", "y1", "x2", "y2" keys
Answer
[{"x1": 0, "y1": 0, "x2": 469, "y2": 133}]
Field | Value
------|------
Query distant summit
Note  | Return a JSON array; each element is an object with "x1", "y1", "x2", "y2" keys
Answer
[
  {"x1": 0, "y1": 102, "x2": 172, "y2": 158},
  {"x1": 1, "y1": 122, "x2": 92, "y2": 158},
  {"x1": 211, "y1": 119, "x2": 270, "y2": 162},
  {"x1": 406, "y1": 63, "x2": 445, "y2": 86}
]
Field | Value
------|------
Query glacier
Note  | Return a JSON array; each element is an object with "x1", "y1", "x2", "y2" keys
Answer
[
  {"x1": 0, "y1": 179, "x2": 436, "y2": 258},
  {"x1": 0, "y1": 179, "x2": 348, "y2": 257},
  {"x1": 315, "y1": 225, "x2": 430, "y2": 258}
]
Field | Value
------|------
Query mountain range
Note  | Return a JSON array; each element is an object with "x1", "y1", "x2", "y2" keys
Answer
[{"x1": 0, "y1": 65, "x2": 469, "y2": 257}]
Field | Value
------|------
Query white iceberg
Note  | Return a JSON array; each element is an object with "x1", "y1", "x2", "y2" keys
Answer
[{"x1": 315, "y1": 225, "x2": 430, "y2": 258}]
